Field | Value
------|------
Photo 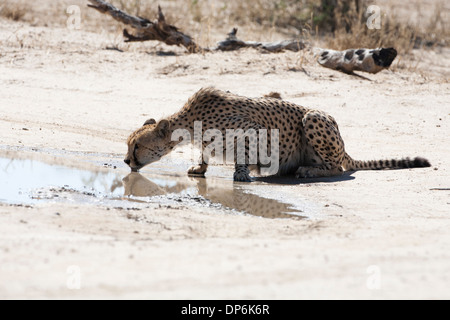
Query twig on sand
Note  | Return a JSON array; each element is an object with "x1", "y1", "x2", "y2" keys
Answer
[{"x1": 215, "y1": 28, "x2": 306, "y2": 53}]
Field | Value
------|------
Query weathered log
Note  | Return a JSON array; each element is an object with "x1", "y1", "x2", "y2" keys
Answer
[
  {"x1": 87, "y1": 0, "x2": 200, "y2": 53},
  {"x1": 317, "y1": 47, "x2": 397, "y2": 74},
  {"x1": 216, "y1": 28, "x2": 306, "y2": 53}
]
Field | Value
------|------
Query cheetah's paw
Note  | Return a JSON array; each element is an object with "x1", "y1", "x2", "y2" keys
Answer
[
  {"x1": 187, "y1": 165, "x2": 206, "y2": 177},
  {"x1": 295, "y1": 167, "x2": 316, "y2": 179},
  {"x1": 233, "y1": 171, "x2": 252, "y2": 182}
]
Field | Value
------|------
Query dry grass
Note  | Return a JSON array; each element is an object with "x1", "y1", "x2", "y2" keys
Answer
[
  {"x1": 109, "y1": 0, "x2": 447, "y2": 54},
  {"x1": 0, "y1": 0, "x2": 27, "y2": 21},
  {"x1": 0, "y1": 0, "x2": 447, "y2": 54},
  {"x1": 324, "y1": 1, "x2": 416, "y2": 53},
  {"x1": 321, "y1": 0, "x2": 448, "y2": 54}
]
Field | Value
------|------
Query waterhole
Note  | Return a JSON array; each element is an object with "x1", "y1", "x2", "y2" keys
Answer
[{"x1": 0, "y1": 157, "x2": 305, "y2": 219}]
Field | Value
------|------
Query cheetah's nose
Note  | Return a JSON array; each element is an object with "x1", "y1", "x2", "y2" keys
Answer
[{"x1": 124, "y1": 159, "x2": 131, "y2": 165}]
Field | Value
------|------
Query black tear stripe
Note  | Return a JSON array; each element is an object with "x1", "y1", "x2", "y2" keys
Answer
[{"x1": 133, "y1": 147, "x2": 142, "y2": 167}]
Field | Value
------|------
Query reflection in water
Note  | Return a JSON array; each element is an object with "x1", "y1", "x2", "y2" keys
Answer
[
  {"x1": 122, "y1": 172, "x2": 191, "y2": 196},
  {"x1": 123, "y1": 173, "x2": 166, "y2": 197},
  {"x1": 0, "y1": 156, "x2": 303, "y2": 219},
  {"x1": 81, "y1": 171, "x2": 123, "y2": 194},
  {"x1": 122, "y1": 173, "x2": 302, "y2": 219},
  {"x1": 196, "y1": 178, "x2": 301, "y2": 219}
]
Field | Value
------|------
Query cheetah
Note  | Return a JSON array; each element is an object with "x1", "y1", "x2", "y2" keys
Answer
[{"x1": 124, "y1": 88, "x2": 430, "y2": 182}]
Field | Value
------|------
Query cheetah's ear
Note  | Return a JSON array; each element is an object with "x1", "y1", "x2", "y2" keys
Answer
[
  {"x1": 143, "y1": 118, "x2": 156, "y2": 126},
  {"x1": 156, "y1": 120, "x2": 170, "y2": 138}
]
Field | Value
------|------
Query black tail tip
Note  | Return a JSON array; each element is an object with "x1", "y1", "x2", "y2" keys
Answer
[{"x1": 413, "y1": 157, "x2": 431, "y2": 168}]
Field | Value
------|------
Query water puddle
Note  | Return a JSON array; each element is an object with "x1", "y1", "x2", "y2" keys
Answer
[{"x1": 0, "y1": 157, "x2": 305, "y2": 219}]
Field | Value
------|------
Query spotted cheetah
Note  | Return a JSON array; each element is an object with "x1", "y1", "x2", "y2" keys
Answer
[{"x1": 124, "y1": 88, "x2": 430, "y2": 182}]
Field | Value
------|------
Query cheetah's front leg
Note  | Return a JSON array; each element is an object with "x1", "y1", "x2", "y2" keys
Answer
[
  {"x1": 233, "y1": 164, "x2": 252, "y2": 182},
  {"x1": 188, "y1": 147, "x2": 209, "y2": 177},
  {"x1": 230, "y1": 121, "x2": 264, "y2": 182}
]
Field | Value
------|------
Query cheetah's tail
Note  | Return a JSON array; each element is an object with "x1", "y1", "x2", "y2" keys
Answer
[{"x1": 343, "y1": 153, "x2": 431, "y2": 171}]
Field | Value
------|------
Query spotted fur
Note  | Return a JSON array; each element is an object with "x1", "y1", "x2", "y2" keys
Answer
[{"x1": 124, "y1": 88, "x2": 430, "y2": 181}]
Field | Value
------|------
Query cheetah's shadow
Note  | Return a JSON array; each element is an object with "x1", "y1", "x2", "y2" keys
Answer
[{"x1": 253, "y1": 171, "x2": 356, "y2": 185}]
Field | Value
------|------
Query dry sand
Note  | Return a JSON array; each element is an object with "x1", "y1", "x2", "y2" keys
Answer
[{"x1": 0, "y1": 3, "x2": 449, "y2": 299}]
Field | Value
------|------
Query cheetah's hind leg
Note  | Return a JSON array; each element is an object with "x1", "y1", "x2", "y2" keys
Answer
[{"x1": 296, "y1": 110, "x2": 346, "y2": 179}]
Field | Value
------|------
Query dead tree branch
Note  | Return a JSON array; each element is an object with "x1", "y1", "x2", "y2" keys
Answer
[
  {"x1": 216, "y1": 28, "x2": 306, "y2": 53},
  {"x1": 87, "y1": 0, "x2": 200, "y2": 53}
]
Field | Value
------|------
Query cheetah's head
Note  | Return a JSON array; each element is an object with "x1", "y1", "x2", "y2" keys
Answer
[{"x1": 124, "y1": 119, "x2": 172, "y2": 172}]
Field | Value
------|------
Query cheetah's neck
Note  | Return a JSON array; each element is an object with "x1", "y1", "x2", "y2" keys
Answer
[{"x1": 164, "y1": 109, "x2": 196, "y2": 149}]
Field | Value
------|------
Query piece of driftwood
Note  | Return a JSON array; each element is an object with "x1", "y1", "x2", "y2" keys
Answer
[
  {"x1": 87, "y1": 0, "x2": 200, "y2": 53},
  {"x1": 216, "y1": 28, "x2": 306, "y2": 53},
  {"x1": 317, "y1": 47, "x2": 397, "y2": 74}
]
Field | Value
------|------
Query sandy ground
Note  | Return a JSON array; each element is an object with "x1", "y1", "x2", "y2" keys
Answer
[{"x1": 0, "y1": 7, "x2": 449, "y2": 300}]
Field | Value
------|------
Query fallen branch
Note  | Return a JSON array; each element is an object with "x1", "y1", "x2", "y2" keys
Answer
[
  {"x1": 216, "y1": 28, "x2": 306, "y2": 53},
  {"x1": 317, "y1": 47, "x2": 397, "y2": 74},
  {"x1": 87, "y1": 0, "x2": 200, "y2": 53}
]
